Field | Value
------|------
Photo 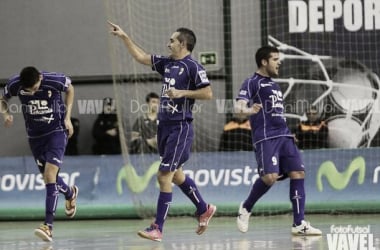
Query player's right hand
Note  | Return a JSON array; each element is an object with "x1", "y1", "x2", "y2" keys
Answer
[
  {"x1": 251, "y1": 103, "x2": 263, "y2": 114},
  {"x1": 108, "y1": 21, "x2": 126, "y2": 37}
]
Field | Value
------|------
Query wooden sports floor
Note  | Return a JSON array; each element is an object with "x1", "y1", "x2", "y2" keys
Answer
[{"x1": 1, "y1": 214, "x2": 379, "y2": 250}]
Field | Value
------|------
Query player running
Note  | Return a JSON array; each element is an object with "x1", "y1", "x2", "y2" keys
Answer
[{"x1": 0, "y1": 66, "x2": 79, "y2": 242}]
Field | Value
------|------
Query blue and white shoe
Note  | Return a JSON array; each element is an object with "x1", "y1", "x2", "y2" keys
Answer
[{"x1": 292, "y1": 220, "x2": 322, "y2": 236}]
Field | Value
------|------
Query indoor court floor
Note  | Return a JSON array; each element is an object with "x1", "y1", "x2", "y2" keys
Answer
[{"x1": 0, "y1": 214, "x2": 379, "y2": 250}]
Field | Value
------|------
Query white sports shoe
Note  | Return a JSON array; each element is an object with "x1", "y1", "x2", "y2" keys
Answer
[
  {"x1": 292, "y1": 220, "x2": 322, "y2": 236},
  {"x1": 237, "y1": 202, "x2": 251, "y2": 233}
]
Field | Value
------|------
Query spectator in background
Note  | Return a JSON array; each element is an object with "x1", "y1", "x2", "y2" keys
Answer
[
  {"x1": 295, "y1": 106, "x2": 328, "y2": 149},
  {"x1": 219, "y1": 114, "x2": 253, "y2": 151},
  {"x1": 129, "y1": 92, "x2": 159, "y2": 154},
  {"x1": 92, "y1": 97, "x2": 121, "y2": 155},
  {"x1": 65, "y1": 117, "x2": 80, "y2": 155}
]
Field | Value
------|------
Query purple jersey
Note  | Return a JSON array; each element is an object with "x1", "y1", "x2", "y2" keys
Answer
[
  {"x1": 151, "y1": 54, "x2": 210, "y2": 121},
  {"x1": 3, "y1": 72, "x2": 71, "y2": 138},
  {"x1": 236, "y1": 73, "x2": 292, "y2": 144}
]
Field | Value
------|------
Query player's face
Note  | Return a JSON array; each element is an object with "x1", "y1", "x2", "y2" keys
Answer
[
  {"x1": 167, "y1": 32, "x2": 185, "y2": 59},
  {"x1": 265, "y1": 52, "x2": 281, "y2": 77}
]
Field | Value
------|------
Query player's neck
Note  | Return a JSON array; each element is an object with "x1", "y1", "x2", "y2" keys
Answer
[
  {"x1": 172, "y1": 51, "x2": 191, "y2": 60},
  {"x1": 256, "y1": 69, "x2": 270, "y2": 77}
]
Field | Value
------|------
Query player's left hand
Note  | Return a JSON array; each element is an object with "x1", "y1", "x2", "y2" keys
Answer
[
  {"x1": 3, "y1": 114, "x2": 13, "y2": 128},
  {"x1": 165, "y1": 88, "x2": 184, "y2": 99},
  {"x1": 65, "y1": 118, "x2": 74, "y2": 138}
]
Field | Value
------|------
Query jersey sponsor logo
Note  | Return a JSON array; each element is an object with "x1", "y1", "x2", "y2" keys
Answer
[
  {"x1": 269, "y1": 90, "x2": 284, "y2": 109},
  {"x1": 198, "y1": 70, "x2": 209, "y2": 83},
  {"x1": 164, "y1": 77, "x2": 176, "y2": 86},
  {"x1": 316, "y1": 156, "x2": 365, "y2": 191},
  {"x1": 27, "y1": 100, "x2": 53, "y2": 115}
]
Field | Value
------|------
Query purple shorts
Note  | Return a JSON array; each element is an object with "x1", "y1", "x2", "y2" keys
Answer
[
  {"x1": 29, "y1": 131, "x2": 68, "y2": 168},
  {"x1": 255, "y1": 136, "x2": 304, "y2": 177},
  {"x1": 157, "y1": 120, "x2": 193, "y2": 172}
]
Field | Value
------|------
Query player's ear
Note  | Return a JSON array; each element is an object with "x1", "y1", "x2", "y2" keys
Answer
[{"x1": 181, "y1": 41, "x2": 186, "y2": 49}]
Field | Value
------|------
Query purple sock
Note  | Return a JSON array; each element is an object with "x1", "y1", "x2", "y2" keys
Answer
[
  {"x1": 243, "y1": 178, "x2": 271, "y2": 212},
  {"x1": 178, "y1": 176, "x2": 207, "y2": 215},
  {"x1": 154, "y1": 192, "x2": 172, "y2": 232},
  {"x1": 290, "y1": 179, "x2": 305, "y2": 225},
  {"x1": 56, "y1": 176, "x2": 72, "y2": 199},
  {"x1": 45, "y1": 183, "x2": 59, "y2": 229}
]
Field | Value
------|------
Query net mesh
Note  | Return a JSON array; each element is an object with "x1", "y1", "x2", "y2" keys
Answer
[{"x1": 104, "y1": 0, "x2": 380, "y2": 216}]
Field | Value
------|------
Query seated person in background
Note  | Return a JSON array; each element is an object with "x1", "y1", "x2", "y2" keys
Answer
[
  {"x1": 129, "y1": 92, "x2": 159, "y2": 154},
  {"x1": 295, "y1": 106, "x2": 328, "y2": 149},
  {"x1": 219, "y1": 114, "x2": 253, "y2": 151},
  {"x1": 65, "y1": 117, "x2": 80, "y2": 155},
  {"x1": 92, "y1": 97, "x2": 121, "y2": 155}
]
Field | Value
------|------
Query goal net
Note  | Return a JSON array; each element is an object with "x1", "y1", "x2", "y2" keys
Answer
[{"x1": 105, "y1": 0, "x2": 380, "y2": 217}]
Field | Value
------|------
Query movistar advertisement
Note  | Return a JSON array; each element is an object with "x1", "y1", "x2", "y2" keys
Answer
[
  {"x1": 265, "y1": 0, "x2": 380, "y2": 148},
  {"x1": 0, "y1": 148, "x2": 379, "y2": 219}
]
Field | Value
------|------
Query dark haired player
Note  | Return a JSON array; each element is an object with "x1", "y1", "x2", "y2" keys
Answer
[
  {"x1": 109, "y1": 21, "x2": 216, "y2": 242},
  {"x1": 0, "y1": 66, "x2": 79, "y2": 241},
  {"x1": 235, "y1": 46, "x2": 322, "y2": 236}
]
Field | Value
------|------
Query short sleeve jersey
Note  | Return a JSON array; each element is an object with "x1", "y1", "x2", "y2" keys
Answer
[
  {"x1": 3, "y1": 72, "x2": 71, "y2": 138},
  {"x1": 151, "y1": 55, "x2": 210, "y2": 121},
  {"x1": 236, "y1": 72, "x2": 292, "y2": 144}
]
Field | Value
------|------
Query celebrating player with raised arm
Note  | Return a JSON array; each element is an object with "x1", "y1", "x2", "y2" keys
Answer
[
  {"x1": 108, "y1": 21, "x2": 216, "y2": 242},
  {"x1": 0, "y1": 66, "x2": 79, "y2": 242},
  {"x1": 235, "y1": 46, "x2": 322, "y2": 236}
]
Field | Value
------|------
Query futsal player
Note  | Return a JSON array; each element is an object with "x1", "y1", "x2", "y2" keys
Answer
[
  {"x1": 235, "y1": 46, "x2": 322, "y2": 236},
  {"x1": 108, "y1": 21, "x2": 216, "y2": 242},
  {"x1": 0, "y1": 66, "x2": 79, "y2": 242}
]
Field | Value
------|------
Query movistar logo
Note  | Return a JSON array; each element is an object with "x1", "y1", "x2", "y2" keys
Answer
[
  {"x1": 316, "y1": 156, "x2": 365, "y2": 192},
  {"x1": 116, "y1": 161, "x2": 160, "y2": 194}
]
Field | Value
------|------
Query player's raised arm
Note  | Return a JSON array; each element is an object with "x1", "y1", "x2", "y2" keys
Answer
[
  {"x1": 108, "y1": 21, "x2": 152, "y2": 66},
  {"x1": 0, "y1": 96, "x2": 13, "y2": 127}
]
